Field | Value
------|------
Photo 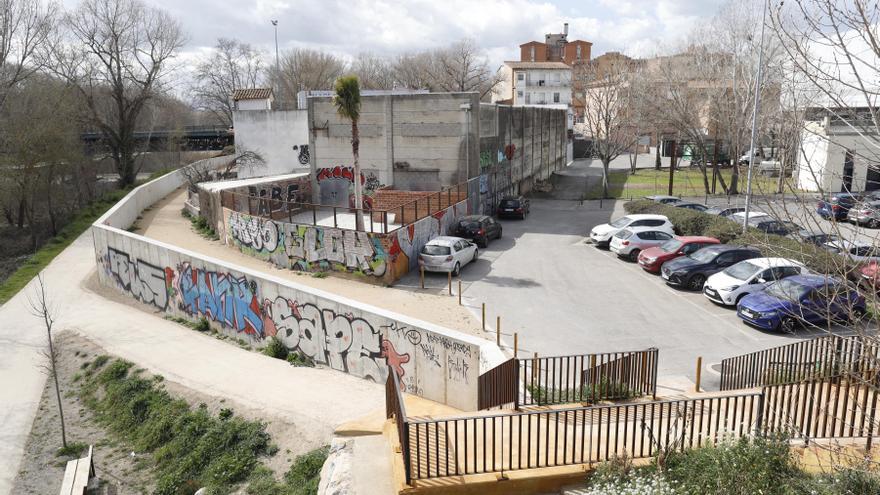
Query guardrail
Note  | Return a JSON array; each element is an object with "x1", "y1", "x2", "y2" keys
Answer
[
  {"x1": 720, "y1": 335, "x2": 880, "y2": 391},
  {"x1": 385, "y1": 366, "x2": 411, "y2": 484}
]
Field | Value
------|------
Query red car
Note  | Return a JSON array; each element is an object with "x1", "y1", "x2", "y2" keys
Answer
[
  {"x1": 637, "y1": 236, "x2": 721, "y2": 273},
  {"x1": 858, "y1": 261, "x2": 880, "y2": 290}
]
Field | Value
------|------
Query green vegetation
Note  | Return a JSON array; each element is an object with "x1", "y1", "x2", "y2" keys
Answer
[
  {"x1": 263, "y1": 337, "x2": 289, "y2": 360},
  {"x1": 81, "y1": 358, "x2": 278, "y2": 494},
  {"x1": 182, "y1": 209, "x2": 219, "y2": 240},
  {"x1": 164, "y1": 315, "x2": 212, "y2": 333},
  {"x1": 246, "y1": 446, "x2": 329, "y2": 495},
  {"x1": 311, "y1": 271, "x2": 328, "y2": 279},
  {"x1": 584, "y1": 436, "x2": 880, "y2": 495},
  {"x1": 286, "y1": 352, "x2": 315, "y2": 368},
  {"x1": 0, "y1": 187, "x2": 135, "y2": 304},
  {"x1": 584, "y1": 168, "x2": 782, "y2": 200},
  {"x1": 56, "y1": 441, "x2": 89, "y2": 458},
  {"x1": 527, "y1": 377, "x2": 637, "y2": 404}
]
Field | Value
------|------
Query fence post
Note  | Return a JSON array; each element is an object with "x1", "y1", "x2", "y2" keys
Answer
[
  {"x1": 496, "y1": 316, "x2": 501, "y2": 346},
  {"x1": 514, "y1": 333, "x2": 518, "y2": 358},
  {"x1": 448, "y1": 271, "x2": 452, "y2": 296},
  {"x1": 590, "y1": 354, "x2": 597, "y2": 402},
  {"x1": 651, "y1": 348, "x2": 659, "y2": 400},
  {"x1": 333, "y1": 206, "x2": 338, "y2": 228},
  {"x1": 755, "y1": 390, "x2": 766, "y2": 437},
  {"x1": 514, "y1": 358, "x2": 520, "y2": 410},
  {"x1": 482, "y1": 303, "x2": 486, "y2": 331},
  {"x1": 420, "y1": 267, "x2": 425, "y2": 289},
  {"x1": 383, "y1": 210, "x2": 388, "y2": 233},
  {"x1": 533, "y1": 352, "x2": 539, "y2": 382},
  {"x1": 312, "y1": 204, "x2": 317, "y2": 226},
  {"x1": 695, "y1": 356, "x2": 703, "y2": 393},
  {"x1": 458, "y1": 280, "x2": 462, "y2": 305}
]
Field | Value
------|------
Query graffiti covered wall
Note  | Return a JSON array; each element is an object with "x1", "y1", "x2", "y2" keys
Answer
[
  {"x1": 316, "y1": 166, "x2": 385, "y2": 209},
  {"x1": 221, "y1": 199, "x2": 468, "y2": 284},
  {"x1": 92, "y1": 224, "x2": 482, "y2": 410}
]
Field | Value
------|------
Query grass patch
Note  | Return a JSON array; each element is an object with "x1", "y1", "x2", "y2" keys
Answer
[
  {"x1": 80, "y1": 358, "x2": 276, "y2": 495},
  {"x1": 246, "y1": 446, "x2": 329, "y2": 495},
  {"x1": 311, "y1": 272, "x2": 328, "y2": 279},
  {"x1": 56, "y1": 441, "x2": 90, "y2": 458},
  {"x1": 182, "y1": 209, "x2": 219, "y2": 240},
  {"x1": 263, "y1": 337, "x2": 289, "y2": 360},
  {"x1": 526, "y1": 377, "x2": 637, "y2": 405},
  {"x1": 0, "y1": 187, "x2": 135, "y2": 305},
  {"x1": 584, "y1": 167, "x2": 784, "y2": 200},
  {"x1": 286, "y1": 352, "x2": 315, "y2": 368}
]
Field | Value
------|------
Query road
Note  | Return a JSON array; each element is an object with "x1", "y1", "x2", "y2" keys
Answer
[{"x1": 402, "y1": 197, "x2": 860, "y2": 392}]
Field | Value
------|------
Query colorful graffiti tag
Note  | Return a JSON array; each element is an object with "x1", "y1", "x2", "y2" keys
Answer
[
  {"x1": 227, "y1": 211, "x2": 282, "y2": 253},
  {"x1": 284, "y1": 225, "x2": 387, "y2": 276},
  {"x1": 101, "y1": 247, "x2": 171, "y2": 310},
  {"x1": 172, "y1": 262, "x2": 264, "y2": 337},
  {"x1": 316, "y1": 166, "x2": 384, "y2": 208}
]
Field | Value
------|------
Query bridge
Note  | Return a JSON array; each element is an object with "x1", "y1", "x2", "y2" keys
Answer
[{"x1": 81, "y1": 125, "x2": 234, "y2": 152}]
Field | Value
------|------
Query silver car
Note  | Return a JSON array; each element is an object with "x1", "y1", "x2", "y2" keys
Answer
[{"x1": 847, "y1": 200, "x2": 880, "y2": 228}]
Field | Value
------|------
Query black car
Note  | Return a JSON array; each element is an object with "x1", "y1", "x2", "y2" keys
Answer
[
  {"x1": 788, "y1": 230, "x2": 839, "y2": 246},
  {"x1": 748, "y1": 217, "x2": 800, "y2": 236},
  {"x1": 453, "y1": 215, "x2": 502, "y2": 247},
  {"x1": 661, "y1": 245, "x2": 762, "y2": 290},
  {"x1": 497, "y1": 196, "x2": 530, "y2": 219},
  {"x1": 705, "y1": 206, "x2": 746, "y2": 217},
  {"x1": 673, "y1": 202, "x2": 708, "y2": 212}
]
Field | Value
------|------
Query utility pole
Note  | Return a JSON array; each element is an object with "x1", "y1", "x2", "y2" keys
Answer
[
  {"x1": 271, "y1": 20, "x2": 280, "y2": 98},
  {"x1": 742, "y1": 0, "x2": 769, "y2": 233}
]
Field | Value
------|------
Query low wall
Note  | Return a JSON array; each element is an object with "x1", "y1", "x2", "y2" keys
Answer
[
  {"x1": 222, "y1": 199, "x2": 468, "y2": 285},
  {"x1": 91, "y1": 160, "x2": 487, "y2": 410}
]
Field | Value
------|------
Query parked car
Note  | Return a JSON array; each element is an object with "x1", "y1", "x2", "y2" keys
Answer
[
  {"x1": 846, "y1": 200, "x2": 880, "y2": 227},
  {"x1": 637, "y1": 236, "x2": 721, "y2": 273},
  {"x1": 610, "y1": 227, "x2": 676, "y2": 261},
  {"x1": 858, "y1": 261, "x2": 880, "y2": 290},
  {"x1": 644, "y1": 195, "x2": 681, "y2": 204},
  {"x1": 748, "y1": 217, "x2": 801, "y2": 236},
  {"x1": 453, "y1": 215, "x2": 502, "y2": 248},
  {"x1": 703, "y1": 257, "x2": 807, "y2": 306},
  {"x1": 788, "y1": 230, "x2": 839, "y2": 246},
  {"x1": 729, "y1": 211, "x2": 770, "y2": 224},
  {"x1": 737, "y1": 275, "x2": 866, "y2": 332},
  {"x1": 705, "y1": 206, "x2": 746, "y2": 217},
  {"x1": 823, "y1": 239, "x2": 880, "y2": 262},
  {"x1": 661, "y1": 244, "x2": 762, "y2": 290},
  {"x1": 418, "y1": 237, "x2": 478, "y2": 276},
  {"x1": 497, "y1": 196, "x2": 530, "y2": 219},
  {"x1": 817, "y1": 193, "x2": 860, "y2": 221},
  {"x1": 589, "y1": 214, "x2": 674, "y2": 248},
  {"x1": 673, "y1": 201, "x2": 709, "y2": 212}
]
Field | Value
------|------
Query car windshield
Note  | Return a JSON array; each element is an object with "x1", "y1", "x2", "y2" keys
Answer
[
  {"x1": 458, "y1": 220, "x2": 480, "y2": 229},
  {"x1": 724, "y1": 261, "x2": 761, "y2": 281},
  {"x1": 610, "y1": 216, "x2": 632, "y2": 228},
  {"x1": 706, "y1": 207, "x2": 721, "y2": 214},
  {"x1": 660, "y1": 240, "x2": 683, "y2": 253},
  {"x1": 689, "y1": 248, "x2": 719, "y2": 263},
  {"x1": 765, "y1": 279, "x2": 808, "y2": 302},
  {"x1": 421, "y1": 245, "x2": 450, "y2": 256},
  {"x1": 500, "y1": 199, "x2": 519, "y2": 207}
]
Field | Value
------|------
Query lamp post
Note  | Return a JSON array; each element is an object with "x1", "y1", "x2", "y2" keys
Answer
[
  {"x1": 271, "y1": 20, "x2": 280, "y2": 95},
  {"x1": 742, "y1": 0, "x2": 769, "y2": 233}
]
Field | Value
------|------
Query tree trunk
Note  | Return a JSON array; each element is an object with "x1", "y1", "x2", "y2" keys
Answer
[
  {"x1": 46, "y1": 326, "x2": 67, "y2": 449},
  {"x1": 602, "y1": 159, "x2": 611, "y2": 199},
  {"x1": 16, "y1": 197, "x2": 26, "y2": 228},
  {"x1": 729, "y1": 140, "x2": 740, "y2": 195},
  {"x1": 654, "y1": 131, "x2": 661, "y2": 170},
  {"x1": 351, "y1": 120, "x2": 364, "y2": 231}
]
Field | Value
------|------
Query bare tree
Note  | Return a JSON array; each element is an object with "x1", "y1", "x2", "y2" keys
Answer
[
  {"x1": 0, "y1": 0, "x2": 55, "y2": 111},
  {"x1": 192, "y1": 38, "x2": 264, "y2": 126},
  {"x1": 425, "y1": 39, "x2": 502, "y2": 100},
  {"x1": 28, "y1": 274, "x2": 67, "y2": 449},
  {"x1": 49, "y1": 0, "x2": 186, "y2": 188},
  {"x1": 351, "y1": 52, "x2": 395, "y2": 90},
  {"x1": 392, "y1": 52, "x2": 434, "y2": 90},
  {"x1": 579, "y1": 62, "x2": 640, "y2": 198},
  {"x1": 276, "y1": 47, "x2": 347, "y2": 108}
]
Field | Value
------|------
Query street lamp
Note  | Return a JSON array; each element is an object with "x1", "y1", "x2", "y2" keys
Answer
[
  {"x1": 271, "y1": 20, "x2": 280, "y2": 95},
  {"x1": 742, "y1": 0, "x2": 769, "y2": 233}
]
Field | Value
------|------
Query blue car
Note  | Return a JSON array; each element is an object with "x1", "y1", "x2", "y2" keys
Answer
[
  {"x1": 737, "y1": 274, "x2": 866, "y2": 332},
  {"x1": 817, "y1": 193, "x2": 859, "y2": 221}
]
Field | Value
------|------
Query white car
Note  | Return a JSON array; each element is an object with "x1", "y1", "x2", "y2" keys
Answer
[
  {"x1": 729, "y1": 211, "x2": 770, "y2": 224},
  {"x1": 610, "y1": 227, "x2": 675, "y2": 261},
  {"x1": 703, "y1": 257, "x2": 807, "y2": 306},
  {"x1": 589, "y1": 214, "x2": 674, "y2": 247},
  {"x1": 823, "y1": 239, "x2": 880, "y2": 262},
  {"x1": 418, "y1": 236, "x2": 478, "y2": 276}
]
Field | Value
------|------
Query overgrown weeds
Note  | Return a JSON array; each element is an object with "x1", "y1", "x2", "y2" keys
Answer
[{"x1": 182, "y1": 209, "x2": 219, "y2": 240}]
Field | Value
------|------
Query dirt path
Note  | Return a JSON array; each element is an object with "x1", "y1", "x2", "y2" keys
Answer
[{"x1": 135, "y1": 188, "x2": 483, "y2": 336}]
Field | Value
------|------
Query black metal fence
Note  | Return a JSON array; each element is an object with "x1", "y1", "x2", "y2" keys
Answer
[
  {"x1": 385, "y1": 367, "x2": 411, "y2": 483},
  {"x1": 720, "y1": 335, "x2": 880, "y2": 391},
  {"x1": 478, "y1": 358, "x2": 518, "y2": 410},
  {"x1": 519, "y1": 349, "x2": 659, "y2": 406}
]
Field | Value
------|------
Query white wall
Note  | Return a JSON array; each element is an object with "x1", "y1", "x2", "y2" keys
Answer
[
  {"x1": 91, "y1": 159, "x2": 492, "y2": 410},
  {"x1": 233, "y1": 109, "x2": 310, "y2": 178}
]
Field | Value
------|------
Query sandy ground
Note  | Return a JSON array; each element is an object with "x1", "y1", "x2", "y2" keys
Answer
[
  {"x1": 135, "y1": 188, "x2": 484, "y2": 337},
  {"x1": 12, "y1": 332, "x2": 318, "y2": 494}
]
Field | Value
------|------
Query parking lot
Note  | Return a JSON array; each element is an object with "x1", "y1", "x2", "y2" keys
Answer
[{"x1": 401, "y1": 197, "x2": 864, "y2": 391}]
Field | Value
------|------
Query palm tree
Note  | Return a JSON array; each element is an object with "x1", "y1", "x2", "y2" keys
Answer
[{"x1": 333, "y1": 75, "x2": 364, "y2": 231}]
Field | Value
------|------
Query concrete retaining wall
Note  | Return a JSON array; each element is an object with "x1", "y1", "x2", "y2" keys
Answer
[{"x1": 91, "y1": 160, "x2": 487, "y2": 410}]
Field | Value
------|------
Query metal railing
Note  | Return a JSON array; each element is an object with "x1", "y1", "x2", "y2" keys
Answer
[
  {"x1": 385, "y1": 367, "x2": 411, "y2": 483},
  {"x1": 478, "y1": 358, "x2": 518, "y2": 410},
  {"x1": 519, "y1": 349, "x2": 659, "y2": 406},
  {"x1": 220, "y1": 180, "x2": 469, "y2": 234},
  {"x1": 720, "y1": 335, "x2": 880, "y2": 391},
  {"x1": 406, "y1": 392, "x2": 762, "y2": 480}
]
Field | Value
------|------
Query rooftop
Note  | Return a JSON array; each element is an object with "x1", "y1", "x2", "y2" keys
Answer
[
  {"x1": 232, "y1": 88, "x2": 273, "y2": 101},
  {"x1": 504, "y1": 61, "x2": 571, "y2": 70}
]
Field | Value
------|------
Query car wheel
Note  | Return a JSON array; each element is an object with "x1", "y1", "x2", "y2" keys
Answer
[
  {"x1": 628, "y1": 249, "x2": 641, "y2": 262},
  {"x1": 478, "y1": 237, "x2": 488, "y2": 248},
  {"x1": 779, "y1": 317, "x2": 797, "y2": 333},
  {"x1": 498, "y1": 228, "x2": 502, "y2": 239},
  {"x1": 452, "y1": 262, "x2": 461, "y2": 277},
  {"x1": 871, "y1": 219, "x2": 879, "y2": 229},
  {"x1": 687, "y1": 274, "x2": 706, "y2": 291},
  {"x1": 473, "y1": 249, "x2": 479, "y2": 261}
]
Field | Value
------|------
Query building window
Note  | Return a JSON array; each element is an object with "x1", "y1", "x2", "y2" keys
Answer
[
  {"x1": 553, "y1": 92, "x2": 560, "y2": 103},
  {"x1": 516, "y1": 72, "x2": 524, "y2": 82},
  {"x1": 517, "y1": 90, "x2": 523, "y2": 100},
  {"x1": 530, "y1": 46, "x2": 535, "y2": 61},
  {"x1": 576, "y1": 45, "x2": 582, "y2": 59},
  {"x1": 525, "y1": 93, "x2": 531, "y2": 104}
]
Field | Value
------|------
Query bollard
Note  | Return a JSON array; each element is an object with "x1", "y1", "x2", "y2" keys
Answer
[
  {"x1": 695, "y1": 356, "x2": 703, "y2": 393},
  {"x1": 458, "y1": 280, "x2": 462, "y2": 305},
  {"x1": 482, "y1": 303, "x2": 486, "y2": 331},
  {"x1": 496, "y1": 316, "x2": 501, "y2": 346},
  {"x1": 514, "y1": 332, "x2": 518, "y2": 358},
  {"x1": 532, "y1": 352, "x2": 538, "y2": 381},
  {"x1": 420, "y1": 266, "x2": 425, "y2": 289},
  {"x1": 448, "y1": 271, "x2": 452, "y2": 296}
]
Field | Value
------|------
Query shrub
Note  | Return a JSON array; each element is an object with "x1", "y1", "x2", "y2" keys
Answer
[
  {"x1": 195, "y1": 317, "x2": 211, "y2": 332},
  {"x1": 286, "y1": 352, "x2": 315, "y2": 368},
  {"x1": 56, "y1": 441, "x2": 89, "y2": 458},
  {"x1": 263, "y1": 337, "x2": 289, "y2": 360}
]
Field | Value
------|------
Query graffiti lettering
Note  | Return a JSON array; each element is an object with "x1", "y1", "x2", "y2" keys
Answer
[
  {"x1": 479, "y1": 150, "x2": 491, "y2": 168},
  {"x1": 419, "y1": 343, "x2": 442, "y2": 368},
  {"x1": 174, "y1": 262, "x2": 264, "y2": 336},
  {"x1": 448, "y1": 356, "x2": 471, "y2": 384},
  {"x1": 284, "y1": 225, "x2": 387, "y2": 276},
  {"x1": 426, "y1": 332, "x2": 474, "y2": 358},
  {"x1": 381, "y1": 322, "x2": 422, "y2": 346},
  {"x1": 316, "y1": 166, "x2": 384, "y2": 209},
  {"x1": 227, "y1": 211, "x2": 281, "y2": 253},
  {"x1": 103, "y1": 247, "x2": 169, "y2": 310},
  {"x1": 295, "y1": 144, "x2": 310, "y2": 165},
  {"x1": 504, "y1": 143, "x2": 516, "y2": 161}
]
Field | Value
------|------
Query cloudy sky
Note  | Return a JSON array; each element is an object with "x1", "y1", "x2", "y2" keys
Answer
[{"x1": 70, "y1": 0, "x2": 727, "y2": 69}]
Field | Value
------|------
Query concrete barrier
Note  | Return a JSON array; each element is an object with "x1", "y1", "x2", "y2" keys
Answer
[{"x1": 91, "y1": 158, "x2": 488, "y2": 410}]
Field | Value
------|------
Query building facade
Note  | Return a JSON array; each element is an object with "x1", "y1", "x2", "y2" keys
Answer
[{"x1": 798, "y1": 113, "x2": 880, "y2": 193}]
